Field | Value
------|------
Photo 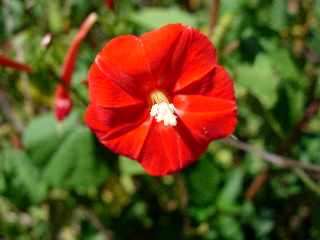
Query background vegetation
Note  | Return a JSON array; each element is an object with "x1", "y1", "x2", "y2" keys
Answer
[{"x1": 0, "y1": 0, "x2": 320, "y2": 239}]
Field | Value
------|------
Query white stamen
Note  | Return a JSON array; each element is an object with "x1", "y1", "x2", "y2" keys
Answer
[{"x1": 150, "y1": 102, "x2": 177, "y2": 127}]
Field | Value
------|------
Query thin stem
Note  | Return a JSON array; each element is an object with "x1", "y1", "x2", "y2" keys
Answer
[
  {"x1": 223, "y1": 137, "x2": 320, "y2": 196},
  {"x1": 294, "y1": 168, "x2": 320, "y2": 196},
  {"x1": 209, "y1": 0, "x2": 220, "y2": 36},
  {"x1": 221, "y1": 137, "x2": 320, "y2": 173}
]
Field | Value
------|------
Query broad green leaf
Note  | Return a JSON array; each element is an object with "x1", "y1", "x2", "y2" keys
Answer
[
  {"x1": 270, "y1": 0, "x2": 287, "y2": 31},
  {"x1": 67, "y1": 127, "x2": 109, "y2": 192},
  {"x1": 2, "y1": 149, "x2": 47, "y2": 203},
  {"x1": 119, "y1": 156, "x2": 144, "y2": 176},
  {"x1": 0, "y1": 174, "x2": 5, "y2": 193},
  {"x1": 220, "y1": 0, "x2": 246, "y2": 13},
  {"x1": 261, "y1": 41, "x2": 303, "y2": 83},
  {"x1": 186, "y1": 156, "x2": 221, "y2": 206},
  {"x1": 129, "y1": 7, "x2": 197, "y2": 29},
  {"x1": 48, "y1": 0, "x2": 63, "y2": 32},
  {"x1": 187, "y1": 205, "x2": 216, "y2": 222},
  {"x1": 217, "y1": 215, "x2": 244, "y2": 240},
  {"x1": 300, "y1": 135, "x2": 320, "y2": 164},
  {"x1": 270, "y1": 49, "x2": 300, "y2": 80},
  {"x1": 23, "y1": 112, "x2": 78, "y2": 165},
  {"x1": 252, "y1": 217, "x2": 275, "y2": 238},
  {"x1": 237, "y1": 54, "x2": 280, "y2": 109},
  {"x1": 43, "y1": 126, "x2": 108, "y2": 192},
  {"x1": 272, "y1": 84, "x2": 305, "y2": 132},
  {"x1": 217, "y1": 167, "x2": 243, "y2": 211}
]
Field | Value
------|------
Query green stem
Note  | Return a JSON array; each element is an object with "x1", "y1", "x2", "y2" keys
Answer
[{"x1": 294, "y1": 168, "x2": 320, "y2": 196}]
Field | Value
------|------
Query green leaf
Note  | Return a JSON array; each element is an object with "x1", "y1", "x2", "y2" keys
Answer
[
  {"x1": 187, "y1": 205, "x2": 216, "y2": 222},
  {"x1": 23, "y1": 112, "x2": 108, "y2": 193},
  {"x1": 23, "y1": 112, "x2": 78, "y2": 165},
  {"x1": 119, "y1": 156, "x2": 144, "y2": 176},
  {"x1": 217, "y1": 167, "x2": 243, "y2": 211},
  {"x1": 48, "y1": 0, "x2": 63, "y2": 32},
  {"x1": 270, "y1": 0, "x2": 287, "y2": 31},
  {"x1": 237, "y1": 54, "x2": 280, "y2": 109},
  {"x1": 186, "y1": 156, "x2": 221, "y2": 206},
  {"x1": 2, "y1": 149, "x2": 47, "y2": 203},
  {"x1": 221, "y1": 0, "x2": 246, "y2": 13},
  {"x1": 0, "y1": 174, "x2": 5, "y2": 193},
  {"x1": 129, "y1": 7, "x2": 197, "y2": 29},
  {"x1": 269, "y1": 49, "x2": 300, "y2": 81},
  {"x1": 67, "y1": 128, "x2": 109, "y2": 192},
  {"x1": 43, "y1": 126, "x2": 108, "y2": 192},
  {"x1": 217, "y1": 215, "x2": 244, "y2": 240},
  {"x1": 261, "y1": 39, "x2": 302, "y2": 82}
]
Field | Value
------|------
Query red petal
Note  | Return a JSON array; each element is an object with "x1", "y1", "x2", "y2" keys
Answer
[
  {"x1": 86, "y1": 102, "x2": 151, "y2": 160},
  {"x1": 173, "y1": 95, "x2": 237, "y2": 143},
  {"x1": 172, "y1": 27, "x2": 217, "y2": 92},
  {"x1": 140, "y1": 24, "x2": 184, "y2": 89},
  {"x1": 88, "y1": 63, "x2": 143, "y2": 108},
  {"x1": 102, "y1": 119, "x2": 152, "y2": 161},
  {"x1": 206, "y1": 66, "x2": 236, "y2": 101},
  {"x1": 175, "y1": 65, "x2": 236, "y2": 101},
  {"x1": 140, "y1": 24, "x2": 217, "y2": 92},
  {"x1": 139, "y1": 120, "x2": 205, "y2": 176},
  {"x1": 85, "y1": 103, "x2": 148, "y2": 140},
  {"x1": 94, "y1": 35, "x2": 155, "y2": 99}
]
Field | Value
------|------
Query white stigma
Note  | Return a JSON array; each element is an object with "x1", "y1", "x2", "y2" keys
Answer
[{"x1": 150, "y1": 102, "x2": 177, "y2": 127}]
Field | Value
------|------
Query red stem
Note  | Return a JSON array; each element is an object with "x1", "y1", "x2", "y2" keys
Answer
[{"x1": 209, "y1": 0, "x2": 220, "y2": 35}]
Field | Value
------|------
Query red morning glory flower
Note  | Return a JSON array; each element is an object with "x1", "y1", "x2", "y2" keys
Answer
[{"x1": 85, "y1": 24, "x2": 237, "y2": 176}]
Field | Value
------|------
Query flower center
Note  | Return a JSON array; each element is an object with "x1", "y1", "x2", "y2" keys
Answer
[{"x1": 150, "y1": 91, "x2": 177, "y2": 127}]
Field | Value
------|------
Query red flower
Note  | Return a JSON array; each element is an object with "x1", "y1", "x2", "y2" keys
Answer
[
  {"x1": 0, "y1": 54, "x2": 32, "y2": 73},
  {"x1": 85, "y1": 24, "x2": 237, "y2": 176},
  {"x1": 105, "y1": 0, "x2": 114, "y2": 10},
  {"x1": 54, "y1": 13, "x2": 97, "y2": 121}
]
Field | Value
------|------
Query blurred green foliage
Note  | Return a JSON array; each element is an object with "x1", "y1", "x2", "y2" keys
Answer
[{"x1": 0, "y1": 0, "x2": 320, "y2": 239}]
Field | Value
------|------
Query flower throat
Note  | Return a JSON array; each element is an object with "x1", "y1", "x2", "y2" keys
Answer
[{"x1": 150, "y1": 90, "x2": 177, "y2": 127}]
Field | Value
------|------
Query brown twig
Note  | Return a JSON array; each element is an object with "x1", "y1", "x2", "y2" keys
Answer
[
  {"x1": 244, "y1": 166, "x2": 269, "y2": 200},
  {"x1": 222, "y1": 40, "x2": 240, "y2": 55},
  {"x1": 209, "y1": 0, "x2": 220, "y2": 36},
  {"x1": 244, "y1": 168, "x2": 269, "y2": 199},
  {"x1": 221, "y1": 137, "x2": 320, "y2": 173}
]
